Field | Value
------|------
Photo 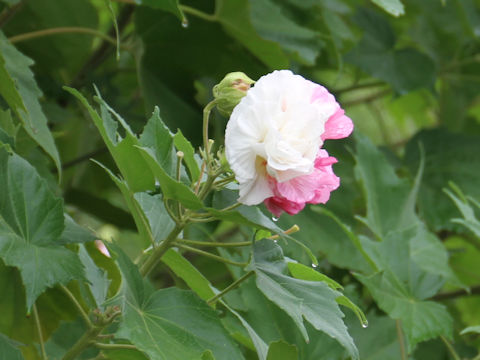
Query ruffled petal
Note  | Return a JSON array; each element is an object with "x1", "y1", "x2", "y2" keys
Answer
[{"x1": 321, "y1": 109, "x2": 354, "y2": 141}]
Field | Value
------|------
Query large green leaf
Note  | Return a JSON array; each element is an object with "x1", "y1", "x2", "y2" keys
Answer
[
  {"x1": 216, "y1": 0, "x2": 288, "y2": 68},
  {"x1": 161, "y1": 249, "x2": 216, "y2": 301},
  {"x1": 0, "y1": 33, "x2": 60, "y2": 173},
  {"x1": 0, "y1": 148, "x2": 84, "y2": 309},
  {"x1": 356, "y1": 271, "x2": 452, "y2": 351},
  {"x1": 134, "y1": 192, "x2": 176, "y2": 244},
  {"x1": 249, "y1": 0, "x2": 322, "y2": 65},
  {"x1": 371, "y1": 0, "x2": 404, "y2": 17},
  {"x1": 0, "y1": 261, "x2": 77, "y2": 345},
  {"x1": 354, "y1": 133, "x2": 419, "y2": 238},
  {"x1": 111, "y1": 244, "x2": 244, "y2": 360},
  {"x1": 405, "y1": 129, "x2": 480, "y2": 232},
  {"x1": 266, "y1": 340, "x2": 298, "y2": 360},
  {"x1": 136, "y1": 0, "x2": 186, "y2": 23},
  {"x1": 65, "y1": 87, "x2": 155, "y2": 193},
  {"x1": 0, "y1": 333, "x2": 23, "y2": 360},
  {"x1": 4, "y1": 0, "x2": 98, "y2": 74},
  {"x1": 249, "y1": 240, "x2": 358, "y2": 359},
  {"x1": 345, "y1": 8, "x2": 435, "y2": 94}
]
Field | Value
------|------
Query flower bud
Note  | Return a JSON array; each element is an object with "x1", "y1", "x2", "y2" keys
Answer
[{"x1": 213, "y1": 72, "x2": 255, "y2": 117}]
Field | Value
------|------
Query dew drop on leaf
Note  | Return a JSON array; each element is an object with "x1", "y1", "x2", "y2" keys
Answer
[
  {"x1": 271, "y1": 216, "x2": 279, "y2": 222},
  {"x1": 182, "y1": 19, "x2": 189, "y2": 28}
]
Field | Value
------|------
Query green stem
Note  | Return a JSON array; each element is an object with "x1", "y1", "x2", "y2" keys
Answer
[
  {"x1": 396, "y1": 320, "x2": 407, "y2": 360},
  {"x1": 334, "y1": 81, "x2": 385, "y2": 95},
  {"x1": 176, "y1": 238, "x2": 252, "y2": 248},
  {"x1": 342, "y1": 89, "x2": 391, "y2": 107},
  {"x1": 440, "y1": 336, "x2": 460, "y2": 360},
  {"x1": 8, "y1": 27, "x2": 124, "y2": 48},
  {"x1": 202, "y1": 100, "x2": 218, "y2": 172},
  {"x1": 174, "y1": 242, "x2": 248, "y2": 267},
  {"x1": 219, "y1": 202, "x2": 241, "y2": 212},
  {"x1": 207, "y1": 271, "x2": 255, "y2": 305},
  {"x1": 93, "y1": 342, "x2": 137, "y2": 350},
  {"x1": 179, "y1": 5, "x2": 217, "y2": 22},
  {"x1": 62, "y1": 326, "x2": 103, "y2": 360},
  {"x1": 140, "y1": 225, "x2": 184, "y2": 276},
  {"x1": 61, "y1": 285, "x2": 93, "y2": 329},
  {"x1": 33, "y1": 304, "x2": 47, "y2": 360}
]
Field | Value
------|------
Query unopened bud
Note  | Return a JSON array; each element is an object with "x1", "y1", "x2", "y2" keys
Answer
[{"x1": 213, "y1": 72, "x2": 255, "y2": 117}]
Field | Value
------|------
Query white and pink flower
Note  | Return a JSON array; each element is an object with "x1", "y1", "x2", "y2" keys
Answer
[{"x1": 225, "y1": 70, "x2": 353, "y2": 217}]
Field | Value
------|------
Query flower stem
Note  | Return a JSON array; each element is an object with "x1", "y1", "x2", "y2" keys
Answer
[
  {"x1": 140, "y1": 225, "x2": 184, "y2": 276},
  {"x1": 175, "y1": 238, "x2": 252, "y2": 248},
  {"x1": 33, "y1": 304, "x2": 47, "y2": 360},
  {"x1": 202, "y1": 100, "x2": 218, "y2": 172},
  {"x1": 440, "y1": 336, "x2": 460, "y2": 360},
  {"x1": 179, "y1": 5, "x2": 217, "y2": 22},
  {"x1": 93, "y1": 342, "x2": 137, "y2": 350},
  {"x1": 62, "y1": 326, "x2": 104, "y2": 360},
  {"x1": 173, "y1": 242, "x2": 248, "y2": 267},
  {"x1": 207, "y1": 271, "x2": 254, "y2": 305},
  {"x1": 61, "y1": 285, "x2": 93, "y2": 329},
  {"x1": 8, "y1": 27, "x2": 123, "y2": 48},
  {"x1": 396, "y1": 320, "x2": 407, "y2": 360}
]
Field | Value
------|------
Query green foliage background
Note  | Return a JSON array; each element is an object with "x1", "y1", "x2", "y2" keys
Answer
[{"x1": 1, "y1": 0, "x2": 480, "y2": 359}]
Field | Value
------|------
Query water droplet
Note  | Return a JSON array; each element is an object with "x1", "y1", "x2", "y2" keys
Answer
[
  {"x1": 311, "y1": 263, "x2": 318, "y2": 268},
  {"x1": 271, "y1": 216, "x2": 279, "y2": 222},
  {"x1": 181, "y1": 19, "x2": 189, "y2": 28},
  {"x1": 273, "y1": 239, "x2": 278, "y2": 244},
  {"x1": 362, "y1": 320, "x2": 369, "y2": 328}
]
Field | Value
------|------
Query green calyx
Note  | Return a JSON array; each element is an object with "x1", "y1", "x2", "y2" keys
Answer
[{"x1": 213, "y1": 72, "x2": 255, "y2": 117}]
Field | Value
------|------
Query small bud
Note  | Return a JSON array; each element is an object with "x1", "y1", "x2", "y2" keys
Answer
[{"x1": 213, "y1": 72, "x2": 255, "y2": 117}]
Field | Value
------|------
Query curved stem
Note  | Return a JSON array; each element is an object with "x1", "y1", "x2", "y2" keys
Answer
[
  {"x1": 174, "y1": 242, "x2": 248, "y2": 267},
  {"x1": 179, "y1": 5, "x2": 217, "y2": 22},
  {"x1": 202, "y1": 100, "x2": 218, "y2": 172},
  {"x1": 140, "y1": 224, "x2": 184, "y2": 276},
  {"x1": 207, "y1": 271, "x2": 254, "y2": 305},
  {"x1": 176, "y1": 238, "x2": 252, "y2": 248},
  {"x1": 33, "y1": 304, "x2": 47, "y2": 360},
  {"x1": 62, "y1": 326, "x2": 103, "y2": 360},
  {"x1": 342, "y1": 89, "x2": 391, "y2": 107},
  {"x1": 8, "y1": 27, "x2": 124, "y2": 49},
  {"x1": 61, "y1": 285, "x2": 93, "y2": 329},
  {"x1": 440, "y1": 336, "x2": 460, "y2": 360}
]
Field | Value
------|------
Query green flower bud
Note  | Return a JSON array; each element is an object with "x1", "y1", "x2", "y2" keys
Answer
[{"x1": 213, "y1": 72, "x2": 255, "y2": 117}]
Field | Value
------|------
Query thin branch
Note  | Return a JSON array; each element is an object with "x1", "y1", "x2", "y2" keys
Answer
[
  {"x1": 396, "y1": 320, "x2": 407, "y2": 360},
  {"x1": 432, "y1": 284, "x2": 480, "y2": 301},
  {"x1": 207, "y1": 271, "x2": 254, "y2": 305},
  {"x1": 93, "y1": 342, "x2": 137, "y2": 350},
  {"x1": 174, "y1": 242, "x2": 248, "y2": 267},
  {"x1": 140, "y1": 225, "x2": 184, "y2": 276},
  {"x1": 342, "y1": 89, "x2": 391, "y2": 107},
  {"x1": 33, "y1": 304, "x2": 47, "y2": 360},
  {"x1": 179, "y1": 4, "x2": 217, "y2": 22},
  {"x1": 8, "y1": 27, "x2": 122, "y2": 47},
  {"x1": 333, "y1": 81, "x2": 385, "y2": 95},
  {"x1": 440, "y1": 336, "x2": 460, "y2": 360},
  {"x1": 61, "y1": 285, "x2": 93, "y2": 329},
  {"x1": 175, "y1": 238, "x2": 252, "y2": 248}
]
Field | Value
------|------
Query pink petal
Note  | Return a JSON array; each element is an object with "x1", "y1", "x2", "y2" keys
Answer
[
  {"x1": 265, "y1": 197, "x2": 305, "y2": 217},
  {"x1": 321, "y1": 109, "x2": 354, "y2": 141}
]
